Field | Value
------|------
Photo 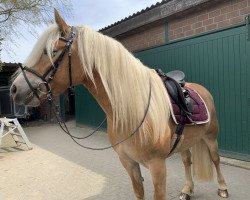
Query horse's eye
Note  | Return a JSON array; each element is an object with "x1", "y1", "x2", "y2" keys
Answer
[{"x1": 43, "y1": 49, "x2": 57, "y2": 56}]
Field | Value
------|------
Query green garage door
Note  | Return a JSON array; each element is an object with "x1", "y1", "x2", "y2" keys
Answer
[
  {"x1": 75, "y1": 85, "x2": 106, "y2": 128},
  {"x1": 135, "y1": 25, "x2": 250, "y2": 160},
  {"x1": 75, "y1": 25, "x2": 250, "y2": 160}
]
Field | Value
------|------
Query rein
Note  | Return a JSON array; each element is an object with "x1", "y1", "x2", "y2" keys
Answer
[
  {"x1": 51, "y1": 77, "x2": 151, "y2": 150},
  {"x1": 18, "y1": 26, "x2": 152, "y2": 150}
]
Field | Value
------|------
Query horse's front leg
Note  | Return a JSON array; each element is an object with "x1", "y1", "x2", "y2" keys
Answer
[
  {"x1": 119, "y1": 156, "x2": 145, "y2": 200},
  {"x1": 148, "y1": 158, "x2": 167, "y2": 200}
]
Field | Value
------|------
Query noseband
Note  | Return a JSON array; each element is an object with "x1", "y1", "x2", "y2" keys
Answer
[{"x1": 19, "y1": 26, "x2": 77, "y2": 102}]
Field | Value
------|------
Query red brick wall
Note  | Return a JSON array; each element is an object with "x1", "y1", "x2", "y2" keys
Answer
[
  {"x1": 118, "y1": 24, "x2": 165, "y2": 52},
  {"x1": 118, "y1": 0, "x2": 250, "y2": 52},
  {"x1": 169, "y1": 0, "x2": 250, "y2": 41}
]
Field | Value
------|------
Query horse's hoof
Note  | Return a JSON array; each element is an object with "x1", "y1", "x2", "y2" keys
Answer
[
  {"x1": 218, "y1": 189, "x2": 229, "y2": 198},
  {"x1": 179, "y1": 193, "x2": 191, "y2": 200}
]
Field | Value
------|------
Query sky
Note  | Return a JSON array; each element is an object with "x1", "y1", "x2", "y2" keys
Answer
[{"x1": 2, "y1": 0, "x2": 161, "y2": 63}]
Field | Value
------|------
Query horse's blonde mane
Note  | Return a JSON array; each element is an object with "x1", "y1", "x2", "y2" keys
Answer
[
  {"x1": 24, "y1": 24, "x2": 172, "y2": 144},
  {"x1": 77, "y1": 26, "x2": 171, "y2": 143}
]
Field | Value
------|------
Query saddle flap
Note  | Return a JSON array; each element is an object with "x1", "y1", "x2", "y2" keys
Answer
[
  {"x1": 164, "y1": 78, "x2": 192, "y2": 115},
  {"x1": 155, "y1": 69, "x2": 192, "y2": 116}
]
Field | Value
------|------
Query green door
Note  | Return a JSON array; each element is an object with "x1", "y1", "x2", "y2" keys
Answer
[
  {"x1": 75, "y1": 25, "x2": 250, "y2": 160},
  {"x1": 135, "y1": 25, "x2": 250, "y2": 160},
  {"x1": 75, "y1": 85, "x2": 106, "y2": 128}
]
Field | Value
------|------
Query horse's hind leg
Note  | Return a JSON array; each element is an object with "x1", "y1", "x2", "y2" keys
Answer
[
  {"x1": 179, "y1": 150, "x2": 194, "y2": 200},
  {"x1": 148, "y1": 158, "x2": 167, "y2": 200},
  {"x1": 203, "y1": 135, "x2": 229, "y2": 198},
  {"x1": 119, "y1": 156, "x2": 145, "y2": 200}
]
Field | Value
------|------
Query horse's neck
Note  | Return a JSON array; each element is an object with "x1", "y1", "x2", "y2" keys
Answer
[{"x1": 81, "y1": 70, "x2": 112, "y2": 118}]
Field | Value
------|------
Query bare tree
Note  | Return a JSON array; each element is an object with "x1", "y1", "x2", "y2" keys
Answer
[{"x1": 0, "y1": 0, "x2": 72, "y2": 56}]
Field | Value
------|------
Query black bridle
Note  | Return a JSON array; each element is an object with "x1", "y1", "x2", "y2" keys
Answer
[
  {"x1": 19, "y1": 26, "x2": 77, "y2": 102},
  {"x1": 18, "y1": 26, "x2": 153, "y2": 151}
]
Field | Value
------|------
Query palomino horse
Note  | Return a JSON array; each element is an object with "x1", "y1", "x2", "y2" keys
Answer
[{"x1": 11, "y1": 10, "x2": 229, "y2": 200}]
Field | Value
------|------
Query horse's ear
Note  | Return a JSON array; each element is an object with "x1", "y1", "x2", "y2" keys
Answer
[{"x1": 54, "y1": 8, "x2": 69, "y2": 36}]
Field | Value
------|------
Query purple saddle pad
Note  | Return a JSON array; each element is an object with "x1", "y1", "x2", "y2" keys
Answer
[{"x1": 169, "y1": 87, "x2": 210, "y2": 125}]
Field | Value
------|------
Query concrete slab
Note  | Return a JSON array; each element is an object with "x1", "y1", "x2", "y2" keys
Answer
[{"x1": 0, "y1": 121, "x2": 249, "y2": 200}]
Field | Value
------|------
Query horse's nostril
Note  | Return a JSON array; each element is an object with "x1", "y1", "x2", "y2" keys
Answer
[{"x1": 11, "y1": 85, "x2": 17, "y2": 95}]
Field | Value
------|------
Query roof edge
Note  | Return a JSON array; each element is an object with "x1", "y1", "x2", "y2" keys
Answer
[{"x1": 100, "y1": 0, "x2": 222, "y2": 37}]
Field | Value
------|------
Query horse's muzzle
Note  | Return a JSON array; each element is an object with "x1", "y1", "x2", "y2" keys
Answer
[{"x1": 10, "y1": 75, "x2": 41, "y2": 107}]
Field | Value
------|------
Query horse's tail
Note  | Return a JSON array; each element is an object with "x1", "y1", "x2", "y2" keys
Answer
[{"x1": 192, "y1": 139, "x2": 213, "y2": 181}]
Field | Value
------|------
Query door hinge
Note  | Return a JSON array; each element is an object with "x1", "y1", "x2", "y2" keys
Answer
[{"x1": 245, "y1": 15, "x2": 250, "y2": 41}]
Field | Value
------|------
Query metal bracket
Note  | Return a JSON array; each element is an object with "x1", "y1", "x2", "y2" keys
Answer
[{"x1": 245, "y1": 15, "x2": 250, "y2": 41}]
